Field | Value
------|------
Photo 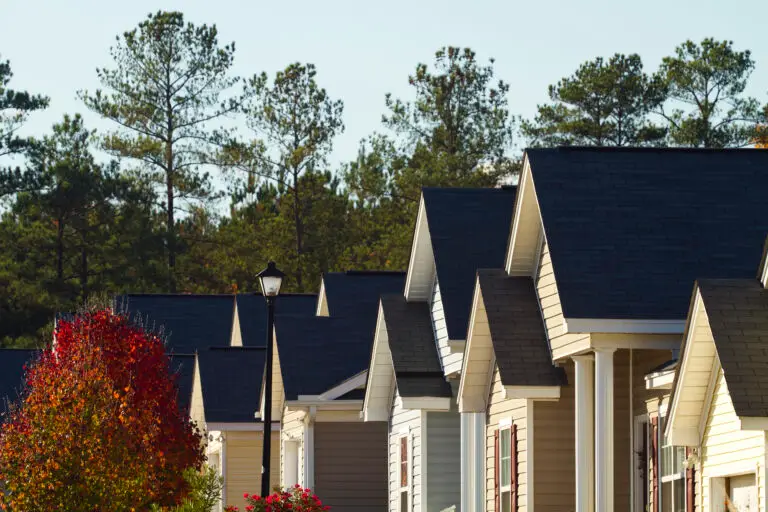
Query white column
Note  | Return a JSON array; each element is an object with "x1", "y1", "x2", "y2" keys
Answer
[
  {"x1": 595, "y1": 348, "x2": 616, "y2": 512},
  {"x1": 472, "y1": 412, "x2": 485, "y2": 512},
  {"x1": 574, "y1": 355, "x2": 595, "y2": 512},
  {"x1": 461, "y1": 412, "x2": 471, "y2": 512}
]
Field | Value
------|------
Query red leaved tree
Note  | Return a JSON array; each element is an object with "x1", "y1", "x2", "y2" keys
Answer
[{"x1": 0, "y1": 308, "x2": 204, "y2": 511}]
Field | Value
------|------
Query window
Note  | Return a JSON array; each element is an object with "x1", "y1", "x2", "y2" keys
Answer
[
  {"x1": 399, "y1": 436, "x2": 409, "y2": 512},
  {"x1": 660, "y1": 430, "x2": 686, "y2": 512},
  {"x1": 500, "y1": 428, "x2": 512, "y2": 512}
]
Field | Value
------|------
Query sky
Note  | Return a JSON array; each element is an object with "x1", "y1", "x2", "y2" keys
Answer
[{"x1": 2, "y1": 0, "x2": 768, "y2": 169}]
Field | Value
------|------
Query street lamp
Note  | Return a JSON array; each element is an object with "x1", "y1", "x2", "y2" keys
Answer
[{"x1": 257, "y1": 261, "x2": 284, "y2": 497}]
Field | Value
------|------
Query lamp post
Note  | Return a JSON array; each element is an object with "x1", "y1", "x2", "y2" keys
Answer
[{"x1": 257, "y1": 261, "x2": 284, "y2": 497}]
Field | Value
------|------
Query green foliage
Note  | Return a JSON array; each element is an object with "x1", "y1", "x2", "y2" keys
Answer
[
  {"x1": 151, "y1": 467, "x2": 223, "y2": 512},
  {"x1": 522, "y1": 53, "x2": 667, "y2": 146},
  {"x1": 0, "y1": 54, "x2": 49, "y2": 158},
  {"x1": 80, "y1": 10, "x2": 243, "y2": 291},
  {"x1": 656, "y1": 38, "x2": 764, "y2": 148}
]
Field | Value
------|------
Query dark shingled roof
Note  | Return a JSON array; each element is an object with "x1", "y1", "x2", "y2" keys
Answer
[
  {"x1": 276, "y1": 315, "x2": 375, "y2": 400},
  {"x1": 527, "y1": 147, "x2": 768, "y2": 320},
  {"x1": 696, "y1": 279, "x2": 768, "y2": 418},
  {"x1": 197, "y1": 347, "x2": 265, "y2": 423},
  {"x1": 477, "y1": 270, "x2": 565, "y2": 387},
  {"x1": 169, "y1": 354, "x2": 196, "y2": 416},
  {"x1": 422, "y1": 187, "x2": 517, "y2": 340},
  {"x1": 236, "y1": 294, "x2": 317, "y2": 347},
  {"x1": 0, "y1": 349, "x2": 36, "y2": 418},
  {"x1": 116, "y1": 294, "x2": 235, "y2": 353},
  {"x1": 322, "y1": 271, "x2": 405, "y2": 321},
  {"x1": 379, "y1": 295, "x2": 451, "y2": 398}
]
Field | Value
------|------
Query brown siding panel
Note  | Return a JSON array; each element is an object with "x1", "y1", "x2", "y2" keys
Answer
[{"x1": 314, "y1": 422, "x2": 388, "y2": 512}]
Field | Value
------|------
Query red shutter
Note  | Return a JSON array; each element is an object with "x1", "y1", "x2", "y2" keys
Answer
[
  {"x1": 511, "y1": 424, "x2": 519, "y2": 512},
  {"x1": 494, "y1": 430, "x2": 500, "y2": 512},
  {"x1": 686, "y1": 447, "x2": 695, "y2": 512},
  {"x1": 651, "y1": 417, "x2": 659, "y2": 512}
]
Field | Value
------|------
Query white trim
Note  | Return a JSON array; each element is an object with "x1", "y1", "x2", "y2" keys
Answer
[
  {"x1": 472, "y1": 412, "x2": 485, "y2": 512},
  {"x1": 206, "y1": 421, "x2": 281, "y2": 432},
  {"x1": 287, "y1": 399, "x2": 363, "y2": 410},
  {"x1": 404, "y1": 196, "x2": 428, "y2": 302},
  {"x1": 526, "y1": 399, "x2": 535, "y2": 512},
  {"x1": 666, "y1": 291, "x2": 702, "y2": 445},
  {"x1": 563, "y1": 318, "x2": 686, "y2": 334},
  {"x1": 706, "y1": 460, "x2": 760, "y2": 479},
  {"x1": 421, "y1": 411, "x2": 428, "y2": 512},
  {"x1": 316, "y1": 279, "x2": 327, "y2": 316},
  {"x1": 738, "y1": 417, "x2": 768, "y2": 431},
  {"x1": 363, "y1": 303, "x2": 393, "y2": 422},
  {"x1": 645, "y1": 369, "x2": 675, "y2": 390},
  {"x1": 458, "y1": 276, "x2": 483, "y2": 413},
  {"x1": 499, "y1": 416, "x2": 512, "y2": 428},
  {"x1": 761, "y1": 256, "x2": 768, "y2": 288},
  {"x1": 318, "y1": 370, "x2": 368, "y2": 400},
  {"x1": 504, "y1": 385, "x2": 560, "y2": 400},
  {"x1": 499, "y1": 423, "x2": 513, "y2": 509},
  {"x1": 460, "y1": 413, "x2": 470, "y2": 512},
  {"x1": 400, "y1": 396, "x2": 452, "y2": 411},
  {"x1": 595, "y1": 348, "x2": 616, "y2": 512},
  {"x1": 303, "y1": 407, "x2": 316, "y2": 489}
]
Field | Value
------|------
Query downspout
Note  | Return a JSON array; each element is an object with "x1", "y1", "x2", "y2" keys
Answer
[
  {"x1": 629, "y1": 348, "x2": 634, "y2": 512},
  {"x1": 221, "y1": 434, "x2": 227, "y2": 511}
]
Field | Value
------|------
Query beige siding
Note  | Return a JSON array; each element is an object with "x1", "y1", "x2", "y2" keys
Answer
[
  {"x1": 190, "y1": 360, "x2": 205, "y2": 429},
  {"x1": 536, "y1": 241, "x2": 590, "y2": 361},
  {"x1": 231, "y1": 301, "x2": 243, "y2": 346},
  {"x1": 700, "y1": 370, "x2": 765, "y2": 511},
  {"x1": 281, "y1": 407, "x2": 306, "y2": 488},
  {"x1": 533, "y1": 361, "x2": 575, "y2": 512},
  {"x1": 315, "y1": 422, "x2": 388, "y2": 512},
  {"x1": 225, "y1": 431, "x2": 280, "y2": 510},
  {"x1": 486, "y1": 365, "x2": 529, "y2": 511}
]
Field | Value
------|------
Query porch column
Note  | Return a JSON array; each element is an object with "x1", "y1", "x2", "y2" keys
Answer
[
  {"x1": 595, "y1": 348, "x2": 616, "y2": 512},
  {"x1": 573, "y1": 355, "x2": 595, "y2": 512},
  {"x1": 461, "y1": 413, "x2": 470, "y2": 512},
  {"x1": 472, "y1": 412, "x2": 485, "y2": 512}
]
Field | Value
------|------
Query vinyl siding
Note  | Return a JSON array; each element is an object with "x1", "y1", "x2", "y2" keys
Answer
[
  {"x1": 225, "y1": 430, "x2": 280, "y2": 510},
  {"x1": 535, "y1": 241, "x2": 590, "y2": 361},
  {"x1": 315, "y1": 422, "x2": 388, "y2": 512},
  {"x1": 190, "y1": 362, "x2": 205, "y2": 429},
  {"x1": 281, "y1": 408, "x2": 306, "y2": 488},
  {"x1": 701, "y1": 369, "x2": 765, "y2": 512},
  {"x1": 533, "y1": 361, "x2": 575, "y2": 512},
  {"x1": 426, "y1": 411, "x2": 461, "y2": 512},
  {"x1": 390, "y1": 393, "x2": 423, "y2": 512},
  {"x1": 432, "y1": 278, "x2": 463, "y2": 375},
  {"x1": 231, "y1": 301, "x2": 243, "y2": 346},
  {"x1": 486, "y1": 365, "x2": 529, "y2": 511}
]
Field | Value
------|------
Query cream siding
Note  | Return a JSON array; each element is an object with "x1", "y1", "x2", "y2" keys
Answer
[
  {"x1": 535, "y1": 241, "x2": 590, "y2": 361},
  {"x1": 230, "y1": 301, "x2": 243, "y2": 346},
  {"x1": 390, "y1": 393, "x2": 423, "y2": 512},
  {"x1": 225, "y1": 431, "x2": 280, "y2": 510},
  {"x1": 426, "y1": 410, "x2": 461, "y2": 512},
  {"x1": 405, "y1": 198, "x2": 435, "y2": 302},
  {"x1": 700, "y1": 370, "x2": 765, "y2": 512},
  {"x1": 190, "y1": 361, "x2": 205, "y2": 429},
  {"x1": 314, "y1": 422, "x2": 388, "y2": 512},
  {"x1": 486, "y1": 366, "x2": 529, "y2": 511},
  {"x1": 533, "y1": 361, "x2": 575, "y2": 512},
  {"x1": 432, "y1": 278, "x2": 463, "y2": 375}
]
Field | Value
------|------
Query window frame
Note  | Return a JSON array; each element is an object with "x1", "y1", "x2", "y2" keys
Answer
[
  {"x1": 657, "y1": 411, "x2": 687, "y2": 512},
  {"x1": 398, "y1": 434, "x2": 410, "y2": 512},
  {"x1": 499, "y1": 424, "x2": 512, "y2": 512}
]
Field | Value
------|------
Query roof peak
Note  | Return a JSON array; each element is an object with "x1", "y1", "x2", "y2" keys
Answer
[{"x1": 535, "y1": 146, "x2": 765, "y2": 154}]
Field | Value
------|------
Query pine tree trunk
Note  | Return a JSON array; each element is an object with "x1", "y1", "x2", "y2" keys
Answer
[
  {"x1": 293, "y1": 170, "x2": 304, "y2": 290},
  {"x1": 80, "y1": 243, "x2": 88, "y2": 302}
]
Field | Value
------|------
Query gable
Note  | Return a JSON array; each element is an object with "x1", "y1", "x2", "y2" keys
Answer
[
  {"x1": 505, "y1": 158, "x2": 543, "y2": 277},
  {"x1": 405, "y1": 196, "x2": 436, "y2": 302}
]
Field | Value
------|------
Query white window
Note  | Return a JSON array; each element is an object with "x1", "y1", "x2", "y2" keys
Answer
[
  {"x1": 399, "y1": 435, "x2": 409, "y2": 512},
  {"x1": 660, "y1": 429, "x2": 686, "y2": 512},
  {"x1": 500, "y1": 427, "x2": 512, "y2": 512}
]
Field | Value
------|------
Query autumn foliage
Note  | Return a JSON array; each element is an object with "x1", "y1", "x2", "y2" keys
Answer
[
  {"x1": 0, "y1": 308, "x2": 204, "y2": 511},
  {"x1": 225, "y1": 486, "x2": 330, "y2": 512}
]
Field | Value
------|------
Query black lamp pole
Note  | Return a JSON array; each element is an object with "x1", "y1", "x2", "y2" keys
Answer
[
  {"x1": 261, "y1": 294, "x2": 275, "y2": 497},
  {"x1": 257, "y1": 261, "x2": 284, "y2": 498}
]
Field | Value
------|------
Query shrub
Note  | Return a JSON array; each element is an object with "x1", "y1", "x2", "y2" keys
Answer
[{"x1": 226, "y1": 485, "x2": 330, "y2": 512}]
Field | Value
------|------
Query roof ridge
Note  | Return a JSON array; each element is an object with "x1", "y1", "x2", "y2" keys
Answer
[{"x1": 543, "y1": 146, "x2": 764, "y2": 153}]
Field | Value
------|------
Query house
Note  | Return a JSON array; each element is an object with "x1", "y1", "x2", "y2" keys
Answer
[
  {"x1": 267, "y1": 271, "x2": 404, "y2": 512},
  {"x1": 231, "y1": 293, "x2": 317, "y2": 346},
  {"x1": 458, "y1": 147, "x2": 768, "y2": 512},
  {"x1": 192, "y1": 347, "x2": 279, "y2": 512},
  {"x1": 664, "y1": 246, "x2": 768, "y2": 512},
  {"x1": 364, "y1": 187, "x2": 517, "y2": 512},
  {"x1": 116, "y1": 294, "x2": 236, "y2": 352}
]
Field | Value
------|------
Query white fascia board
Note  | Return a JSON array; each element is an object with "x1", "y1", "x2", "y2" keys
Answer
[
  {"x1": 205, "y1": 421, "x2": 281, "y2": 432},
  {"x1": 504, "y1": 157, "x2": 532, "y2": 274},
  {"x1": 667, "y1": 426, "x2": 699, "y2": 447},
  {"x1": 363, "y1": 304, "x2": 394, "y2": 421},
  {"x1": 315, "y1": 279, "x2": 327, "y2": 316},
  {"x1": 286, "y1": 399, "x2": 364, "y2": 410},
  {"x1": 404, "y1": 195, "x2": 428, "y2": 301},
  {"x1": 738, "y1": 417, "x2": 768, "y2": 431},
  {"x1": 645, "y1": 370, "x2": 675, "y2": 390},
  {"x1": 563, "y1": 318, "x2": 686, "y2": 335},
  {"x1": 458, "y1": 277, "x2": 483, "y2": 411},
  {"x1": 400, "y1": 396, "x2": 452, "y2": 411},
  {"x1": 504, "y1": 385, "x2": 561, "y2": 400},
  {"x1": 761, "y1": 257, "x2": 768, "y2": 288},
  {"x1": 319, "y1": 370, "x2": 368, "y2": 401}
]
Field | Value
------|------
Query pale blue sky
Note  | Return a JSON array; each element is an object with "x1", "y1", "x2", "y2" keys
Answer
[{"x1": 2, "y1": 0, "x2": 767, "y2": 168}]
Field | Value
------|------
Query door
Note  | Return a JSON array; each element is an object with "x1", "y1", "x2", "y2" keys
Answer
[{"x1": 727, "y1": 474, "x2": 757, "y2": 512}]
